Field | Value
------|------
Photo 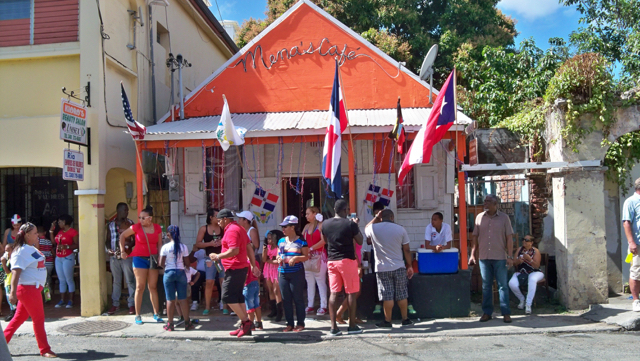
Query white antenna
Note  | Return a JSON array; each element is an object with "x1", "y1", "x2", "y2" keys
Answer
[{"x1": 419, "y1": 44, "x2": 438, "y2": 105}]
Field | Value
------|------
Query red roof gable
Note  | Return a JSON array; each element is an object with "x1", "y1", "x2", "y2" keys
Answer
[{"x1": 161, "y1": 0, "x2": 434, "y2": 122}]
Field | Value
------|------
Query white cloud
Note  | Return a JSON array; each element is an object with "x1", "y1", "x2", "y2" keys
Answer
[{"x1": 498, "y1": 0, "x2": 562, "y2": 21}]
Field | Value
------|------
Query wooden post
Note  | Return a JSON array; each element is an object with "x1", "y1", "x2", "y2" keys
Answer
[
  {"x1": 457, "y1": 130, "x2": 468, "y2": 270},
  {"x1": 348, "y1": 138, "x2": 356, "y2": 213}
]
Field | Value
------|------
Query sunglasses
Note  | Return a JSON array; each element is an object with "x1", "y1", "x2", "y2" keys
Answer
[
  {"x1": 138, "y1": 216, "x2": 150, "y2": 220},
  {"x1": 522, "y1": 238, "x2": 533, "y2": 242}
]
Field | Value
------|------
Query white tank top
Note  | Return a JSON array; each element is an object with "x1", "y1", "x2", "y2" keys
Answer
[{"x1": 247, "y1": 226, "x2": 263, "y2": 255}]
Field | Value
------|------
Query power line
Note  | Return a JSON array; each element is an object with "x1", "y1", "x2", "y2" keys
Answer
[{"x1": 213, "y1": 0, "x2": 223, "y2": 21}]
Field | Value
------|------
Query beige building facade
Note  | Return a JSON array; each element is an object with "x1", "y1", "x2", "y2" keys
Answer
[{"x1": 0, "y1": 0, "x2": 236, "y2": 316}]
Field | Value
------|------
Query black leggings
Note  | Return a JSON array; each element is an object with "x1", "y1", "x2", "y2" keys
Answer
[{"x1": 191, "y1": 270, "x2": 206, "y2": 302}]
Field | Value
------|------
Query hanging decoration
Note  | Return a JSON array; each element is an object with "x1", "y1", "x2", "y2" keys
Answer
[
  {"x1": 250, "y1": 187, "x2": 279, "y2": 224},
  {"x1": 365, "y1": 184, "x2": 394, "y2": 215}
]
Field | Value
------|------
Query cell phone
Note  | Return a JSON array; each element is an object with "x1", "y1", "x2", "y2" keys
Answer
[{"x1": 347, "y1": 213, "x2": 356, "y2": 220}]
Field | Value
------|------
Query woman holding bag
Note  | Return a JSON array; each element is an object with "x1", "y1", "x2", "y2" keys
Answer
[
  {"x1": 302, "y1": 207, "x2": 328, "y2": 315},
  {"x1": 120, "y1": 206, "x2": 163, "y2": 325}
]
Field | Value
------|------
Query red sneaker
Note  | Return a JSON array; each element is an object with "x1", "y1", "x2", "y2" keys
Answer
[
  {"x1": 236, "y1": 320, "x2": 252, "y2": 338},
  {"x1": 129, "y1": 306, "x2": 135, "y2": 315},
  {"x1": 107, "y1": 306, "x2": 119, "y2": 315},
  {"x1": 229, "y1": 326, "x2": 242, "y2": 336}
]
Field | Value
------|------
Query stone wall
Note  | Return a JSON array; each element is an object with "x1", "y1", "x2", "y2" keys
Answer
[{"x1": 528, "y1": 172, "x2": 551, "y2": 250}]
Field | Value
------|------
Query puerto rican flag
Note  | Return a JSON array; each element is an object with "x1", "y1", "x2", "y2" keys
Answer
[
  {"x1": 251, "y1": 187, "x2": 279, "y2": 212},
  {"x1": 121, "y1": 82, "x2": 146, "y2": 140},
  {"x1": 398, "y1": 69, "x2": 457, "y2": 186},
  {"x1": 322, "y1": 61, "x2": 348, "y2": 196}
]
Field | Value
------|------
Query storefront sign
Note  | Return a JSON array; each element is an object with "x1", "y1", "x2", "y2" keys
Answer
[
  {"x1": 63, "y1": 149, "x2": 84, "y2": 181},
  {"x1": 469, "y1": 138, "x2": 478, "y2": 165},
  {"x1": 60, "y1": 99, "x2": 87, "y2": 145},
  {"x1": 234, "y1": 38, "x2": 366, "y2": 72}
]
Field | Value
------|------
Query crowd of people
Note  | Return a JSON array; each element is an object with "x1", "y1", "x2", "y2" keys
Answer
[{"x1": 0, "y1": 191, "x2": 570, "y2": 357}]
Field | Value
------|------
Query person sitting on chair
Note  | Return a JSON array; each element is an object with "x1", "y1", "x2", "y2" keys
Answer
[{"x1": 508, "y1": 235, "x2": 543, "y2": 315}]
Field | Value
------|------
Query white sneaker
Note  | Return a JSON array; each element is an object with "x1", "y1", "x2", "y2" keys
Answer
[
  {"x1": 190, "y1": 301, "x2": 198, "y2": 311},
  {"x1": 633, "y1": 299, "x2": 640, "y2": 312},
  {"x1": 517, "y1": 299, "x2": 525, "y2": 310},
  {"x1": 525, "y1": 305, "x2": 532, "y2": 314}
]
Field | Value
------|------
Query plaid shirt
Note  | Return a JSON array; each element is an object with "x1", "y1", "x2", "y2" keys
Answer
[{"x1": 109, "y1": 219, "x2": 134, "y2": 251}]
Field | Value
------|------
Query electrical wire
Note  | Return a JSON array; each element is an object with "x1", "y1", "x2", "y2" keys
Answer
[
  {"x1": 213, "y1": 0, "x2": 224, "y2": 21},
  {"x1": 95, "y1": 0, "x2": 127, "y2": 129}
]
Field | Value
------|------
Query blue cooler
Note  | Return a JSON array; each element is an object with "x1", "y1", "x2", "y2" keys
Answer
[{"x1": 418, "y1": 248, "x2": 459, "y2": 274}]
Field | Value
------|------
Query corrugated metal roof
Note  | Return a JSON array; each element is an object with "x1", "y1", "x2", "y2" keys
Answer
[{"x1": 145, "y1": 108, "x2": 471, "y2": 140}]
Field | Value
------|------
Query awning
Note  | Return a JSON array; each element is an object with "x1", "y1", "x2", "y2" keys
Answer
[{"x1": 142, "y1": 108, "x2": 471, "y2": 141}]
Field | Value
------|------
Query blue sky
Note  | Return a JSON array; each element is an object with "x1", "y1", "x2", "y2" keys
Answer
[{"x1": 209, "y1": 0, "x2": 582, "y2": 51}]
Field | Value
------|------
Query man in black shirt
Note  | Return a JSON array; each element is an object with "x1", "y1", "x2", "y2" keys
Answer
[{"x1": 321, "y1": 199, "x2": 363, "y2": 336}]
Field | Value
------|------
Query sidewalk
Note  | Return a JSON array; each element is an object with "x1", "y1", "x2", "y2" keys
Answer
[
  {"x1": 0, "y1": 307, "x2": 621, "y2": 342},
  {"x1": 582, "y1": 294, "x2": 640, "y2": 331}
]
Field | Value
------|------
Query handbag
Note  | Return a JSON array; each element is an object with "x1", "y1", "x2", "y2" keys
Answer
[
  {"x1": 517, "y1": 272, "x2": 529, "y2": 292},
  {"x1": 303, "y1": 252, "x2": 322, "y2": 273},
  {"x1": 142, "y1": 227, "x2": 160, "y2": 269}
]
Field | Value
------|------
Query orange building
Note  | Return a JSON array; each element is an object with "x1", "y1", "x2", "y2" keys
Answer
[{"x1": 140, "y1": 0, "x2": 471, "y2": 271}]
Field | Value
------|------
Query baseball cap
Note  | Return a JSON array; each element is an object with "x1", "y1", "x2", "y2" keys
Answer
[
  {"x1": 279, "y1": 215, "x2": 299, "y2": 226},
  {"x1": 236, "y1": 210, "x2": 254, "y2": 221},
  {"x1": 217, "y1": 209, "x2": 235, "y2": 219}
]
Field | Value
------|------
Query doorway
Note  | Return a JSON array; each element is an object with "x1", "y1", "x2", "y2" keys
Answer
[{"x1": 283, "y1": 176, "x2": 351, "y2": 230}]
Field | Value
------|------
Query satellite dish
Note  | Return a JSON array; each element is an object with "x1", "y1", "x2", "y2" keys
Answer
[
  {"x1": 419, "y1": 44, "x2": 439, "y2": 105},
  {"x1": 419, "y1": 44, "x2": 438, "y2": 81}
]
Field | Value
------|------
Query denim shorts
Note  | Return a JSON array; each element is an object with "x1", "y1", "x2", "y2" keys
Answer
[
  {"x1": 132, "y1": 257, "x2": 150, "y2": 269},
  {"x1": 163, "y1": 269, "x2": 187, "y2": 301},
  {"x1": 243, "y1": 280, "x2": 260, "y2": 312},
  {"x1": 205, "y1": 261, "x2": 225, "y2": 280}
]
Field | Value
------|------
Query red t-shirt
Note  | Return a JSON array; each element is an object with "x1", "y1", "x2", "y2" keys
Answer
[
  {"x1": 55, "y1": 228, "x2": 78, "y2": 257},
  {"x1": 245, "y1": 260, "x2": 259, "y2": 285},
  {"x1": 220, "y1": 222, "x2": 250, "y2": 270},
  {"x1": 129, "y1": 223, "x2": 161, "y2": 258}
]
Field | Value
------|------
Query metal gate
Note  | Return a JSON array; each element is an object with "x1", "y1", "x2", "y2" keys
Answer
[{"x1": 0, "y1": 167, "x2": 78, "y2": 232}]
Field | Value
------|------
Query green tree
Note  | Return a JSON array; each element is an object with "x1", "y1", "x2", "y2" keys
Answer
[
  {"x1": 455, "y1": 38, "x2": 571, "y2": 128},
  {"x1": 236, "y1": 0, "x2": 516, "y2": 86},
  {"x1": 562, "y1": 0, "x2": 640, "y2": 88}
]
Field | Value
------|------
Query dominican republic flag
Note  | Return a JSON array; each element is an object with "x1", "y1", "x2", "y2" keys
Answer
[
  {"x1": 251, "y1": 187, "x2": 279, "y2": 212},
  {"x1": 322, "y1": 61, "x2": 348, "y2": 196},
  {"x1": 365, "y1": 184, "x2": 394, "y2": 207},
  {"x1": 388, "y1": 98, "x2": 406, "y2": 154},
  {"x1": 398, "y1": 69, "x2": 457, "y2": 186},
  {"x1": 121, "y1": 83, "x2": 146, "y2": 140}
]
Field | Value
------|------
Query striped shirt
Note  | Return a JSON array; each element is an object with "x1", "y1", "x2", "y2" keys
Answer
[{"x1": 277, "y1": 237, "x2": 307, "y2": 274}]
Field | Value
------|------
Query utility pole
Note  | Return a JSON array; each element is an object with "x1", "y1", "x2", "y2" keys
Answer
[{"x1": 166, "y1": 53, "x2": 191, "y2": 120}]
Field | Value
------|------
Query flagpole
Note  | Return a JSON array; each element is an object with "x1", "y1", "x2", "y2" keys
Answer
[
  {"x1": 134, "y1": 140, "x2": 148, "y2": 215},
  {"x1": 337, "y1": 63, "x2": 358, "y2": 212}
]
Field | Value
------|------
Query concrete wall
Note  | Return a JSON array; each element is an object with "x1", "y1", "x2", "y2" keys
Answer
[
  {"x1": 552, "y1": 170, "x2": 609, "y2": 308},
  {"x1": 604, "y1": 178, "x2": 622, "y2": 293}
]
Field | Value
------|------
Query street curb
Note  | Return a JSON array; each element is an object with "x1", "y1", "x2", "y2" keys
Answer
[{"x1": 9, "y1": 324, "x2": 622, "y2": 343}]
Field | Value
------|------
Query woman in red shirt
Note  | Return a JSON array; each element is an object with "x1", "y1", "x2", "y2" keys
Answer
[
  {"x1": 51, "y1": 214, "x2": 78, "y2": 309},
  {"x1": 303, "y1": 207, "x2": 327, "y2": 315},
  {"x1": 120, "y1": 206, "x2": 163, "y2": 325}
]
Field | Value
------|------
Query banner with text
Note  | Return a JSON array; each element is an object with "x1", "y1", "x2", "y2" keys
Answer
[
  {"x1": 60, "y1": 99, "x2": 87, "y2": 145},
  {"x1": 63, "y1": 149, "x2": 84, "y2": 181}
]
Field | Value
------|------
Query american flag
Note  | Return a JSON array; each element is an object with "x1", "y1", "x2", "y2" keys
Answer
[{"x1": 121, "y1": 82, "x2": 146, "y2": 140}]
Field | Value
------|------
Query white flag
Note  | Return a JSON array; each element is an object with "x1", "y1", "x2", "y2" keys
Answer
[{"x1": 216, "y1": 95, "x2": 246, "y2": 151}]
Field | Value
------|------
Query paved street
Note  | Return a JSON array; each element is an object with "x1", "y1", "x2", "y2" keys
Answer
[{"x1": 6, "y1": 332, "x2": 640, "y2": 360}]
